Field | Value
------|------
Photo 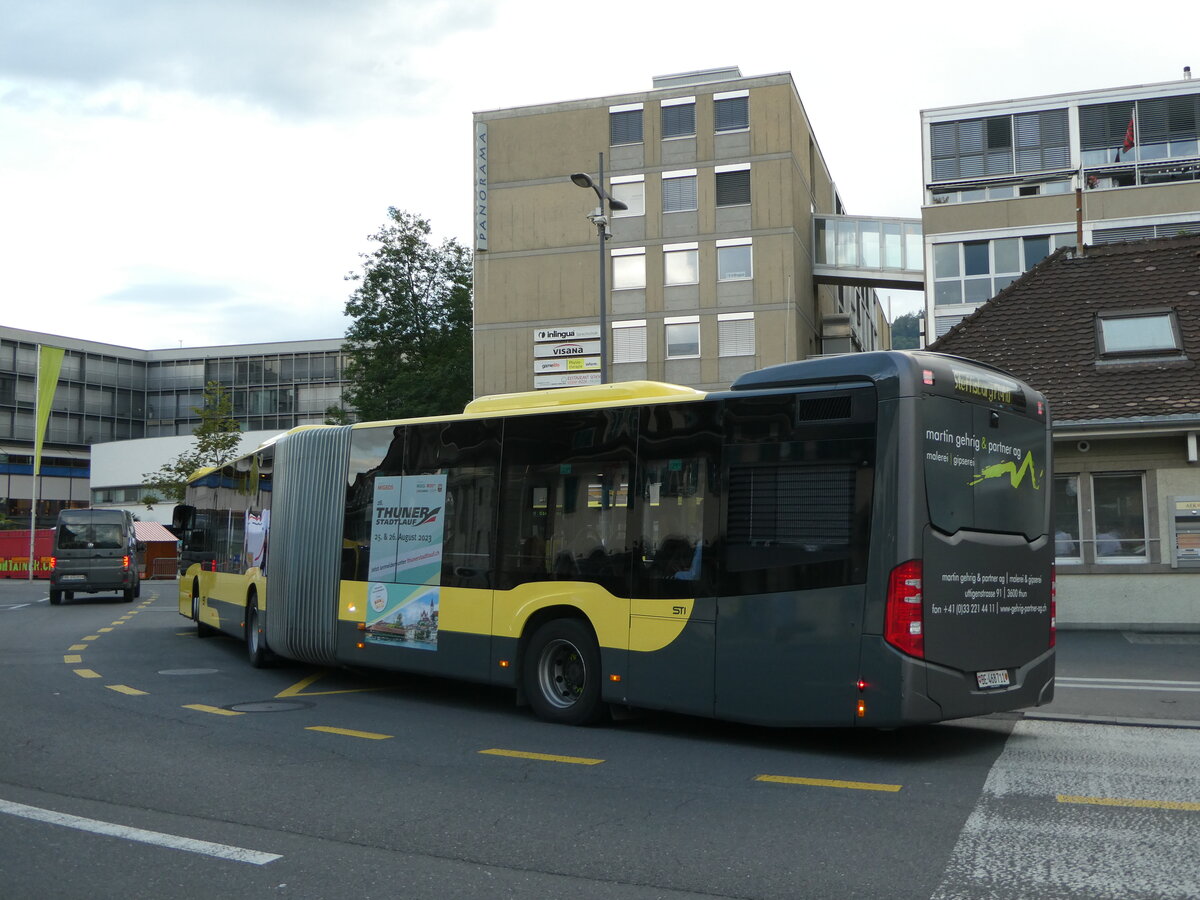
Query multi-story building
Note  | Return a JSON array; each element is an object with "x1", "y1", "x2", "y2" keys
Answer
[
  {"x1": 0, "y1": 325, "x2": 349, "y2": 526},
  {"x1": 921, "y1": 72, "x2": 1200, "y2": 340},
  {"x1": 472, "y1": 67, "x2": 892, "y2": 395}
]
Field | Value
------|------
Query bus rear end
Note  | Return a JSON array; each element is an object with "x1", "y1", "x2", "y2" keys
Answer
[{"x1": 862, "y1": 355, "x2": 1055, "y2": 725}]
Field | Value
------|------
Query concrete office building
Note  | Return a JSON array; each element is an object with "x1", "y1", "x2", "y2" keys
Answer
[
  {"x1": 922, "y1": 72, "x2": 1200, "y2": 340},
  {"x1": 472, "y1": 67, "x2": 891, "y2": 395},
  {"x1": 0, "y1": 325, "x2": 349, "y2": 526}
]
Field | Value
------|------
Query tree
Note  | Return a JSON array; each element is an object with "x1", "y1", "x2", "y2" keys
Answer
[
  {"x1": 891, "y1": 312, "x2": 923, "y2": 350},
  {"x1": 141, "y1": 381, "x2": 243, "y2": 503},
  {"x1": 339, "y1": 208, "x2": 473, "y2": 421}
]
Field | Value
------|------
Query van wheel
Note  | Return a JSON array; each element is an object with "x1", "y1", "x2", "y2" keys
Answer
[
  {"x1": 192, "y1": 581, "x2": 215, "y2": 637},
  {"x1": 245, "y1": 601, "x2": 270, "y2": 668},
  {"x1": 65, "y1": 591, "x2": 74, "y2": 601},
  {"x1": 135, "y1": 581, "x2": 141, "y2": 599},
  {"x1": 522, "y1": 618, "x2": 605, "y2": 726},
  {"x1": 49, "y1": 590, "x2": 62, "y2": 606},
  {"x1": 123, "y1": 587, "x2": 135, "y2": 602}
]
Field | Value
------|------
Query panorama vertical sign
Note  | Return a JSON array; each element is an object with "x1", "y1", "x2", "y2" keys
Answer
[{"x1": 474, "y1": 123, "x2": 487, "y2": 251}]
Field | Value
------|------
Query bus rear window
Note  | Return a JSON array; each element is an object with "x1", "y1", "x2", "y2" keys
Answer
[{"x1": 923, "y1": 398, "x2": 1047, "y2": 540}]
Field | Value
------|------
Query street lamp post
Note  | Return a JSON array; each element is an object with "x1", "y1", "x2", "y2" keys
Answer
[{"x1": 570, "y1": 153, "x2": 627, "y2": 384}]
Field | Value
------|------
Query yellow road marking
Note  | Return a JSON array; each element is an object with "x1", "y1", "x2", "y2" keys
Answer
[
  {"x1": 755, "y1": 775, "x2": 902, "y2": 793},
  {"x1": 276, "y1": 671, "x2": 395, "y2": 698},
  {"x1": 108, "y1": 622, "x2": 125, "y2": 627},
  {"x1": 306, "y1": 726, "x2": 392, "y2": 741},
  {"x1": 98, "y1": 627, "x2": 113, "y2": 633},
  {"x1": 68, "y1": 644, "x2": 87, "y2": 651},
  {"x1": 107, "y1": 685, "x2": 148, "y2": 696},
  {"x1": 1057, "y1": 794, "x2": 1200, "y2": 812},
  {"x1": 64, "y1": 655, "x2": 82, "y2": 664},
  {"x1": 183, "y1": 704, "x2": 244, "y2": 717},
  {"x1": 479, "y1": 748, "x2": 604, "y2": 766},
  {"x1": 73, "y1": 669, "x2": 101, "y2": 679},
  {"x1": 82, "y1": 635, "x2": 99, "y2": 641}
]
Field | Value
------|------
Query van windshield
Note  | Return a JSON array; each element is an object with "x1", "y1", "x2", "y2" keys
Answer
[{"x1": 57, "y1": 518, "x2": 125, "y2": 549}]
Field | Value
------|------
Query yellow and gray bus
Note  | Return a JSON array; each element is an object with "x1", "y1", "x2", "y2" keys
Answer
[{"x1": 174, "y1": 351, "x2": 1055, "y2": 727}]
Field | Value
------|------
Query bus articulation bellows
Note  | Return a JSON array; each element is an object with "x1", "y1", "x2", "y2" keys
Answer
[{"x1": 175, "y1": 351, "x2": 1055, "y2": 727}]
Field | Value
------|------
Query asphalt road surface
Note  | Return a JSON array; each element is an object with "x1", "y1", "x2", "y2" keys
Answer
[{"x1": 1, "y1": 578, "x2": 1197, "y2": 899}]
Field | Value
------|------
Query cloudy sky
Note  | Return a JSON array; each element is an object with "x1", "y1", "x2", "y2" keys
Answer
[{"x1": 1, "y1": 0, "x2": 1193, "y2": 349}]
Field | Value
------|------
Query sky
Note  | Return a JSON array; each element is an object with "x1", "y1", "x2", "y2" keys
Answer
[{"x1": 1, "y1": 0, "x2": 1195, "y2": 350}]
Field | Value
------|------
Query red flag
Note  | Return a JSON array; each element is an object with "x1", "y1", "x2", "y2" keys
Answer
[{"x1": 1122, "y1": 116, "x2": 1135, "y2": 153}]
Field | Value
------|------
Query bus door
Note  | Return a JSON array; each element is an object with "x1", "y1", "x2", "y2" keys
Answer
[{"x1": 714, "y1": 391, "x2": 876, "y2": 727}]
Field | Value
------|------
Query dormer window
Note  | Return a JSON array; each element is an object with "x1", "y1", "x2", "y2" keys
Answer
[{"x1": 1096, "y1": 310, "x2": 1181, "y2": 357}]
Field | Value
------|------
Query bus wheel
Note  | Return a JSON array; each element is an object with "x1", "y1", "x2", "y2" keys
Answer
[
  {"x1": 192, "y1": 582, "x2": 215, "y2": 638},
  {"x1": 245, "y1": 600, "x2": 269, "y2": 668},
  {"x1": 523, "y1": 619, "x2": 604, "y2": 726},
  {"x1": 49, "y1": 590, "x2": 62, "y2": 606}
]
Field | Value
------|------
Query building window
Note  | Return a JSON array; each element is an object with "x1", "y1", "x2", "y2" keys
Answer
[
  {"x1": 662, "y1": 170, "x2": 697, "y2": 213},
  {"x1": 717, "y1": 239, "x2": 752, "y2": 280},
  {"x1": 1080, "y1": 94, "x2": 1200, "y2": 167},
  {"x1": 718, "y1": 313, "x2": 754, "y2": 357},
  {"x1": 665, "y1": 316, "x2": 700, "y2": 359},
  {"x1": 1092, "y1": 473, "x2": 1148, "y2": 562},
  {"x1": 930, "y1": 109, "x2": 1069, "y2": 182},
  {"x1": 1097, "y1": 311, "x2": 1181, "y2": 356},
  {"x1": 715, "y1": 165, "x2": 750, "y2": 206},
  {"x1": 610, "y1": 104, "x2": 643, "y2": 145},
  {"x1": 661, "y1": 97, "x2": 696, "y2": 139},
  {"x1": 611, "y1": 248, "x2": 646, "y2": 290},
  {"x1": 610, "y1": 175, "x2": 644, "y2": 218},
  {"x1": 714, "y1": 91, "x2": 749, "y2": 133},
  {"x1": 1055, "y1": 475, "x2": 1082, "y2": 562},
  {"x1": 611, "y1": 320, "x2": 647, "y2": 363},
  {"x1": 663, "y1": 243, "x2": 699, "y2": 285},
  {"x1": 932, "y1": 233, "x2": 1074, "y2": 306}
]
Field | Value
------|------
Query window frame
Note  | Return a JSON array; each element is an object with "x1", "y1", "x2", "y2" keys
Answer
[
  {"x1": 661, "y1": 169, "x2": 698, "y2": 213},
  {"x1": 660, "y1": 96, "x2": 696, "y2": 140},
  {"x1": 715, "y1": 164, "x2": 751, "y2": 207},
  {"x1": 713, "y1": 90, "x2": 749, "y2": 133},
  {"x1": 663, "y1": 242, "x2": 699, "y2": 286},
  {"x1": 716, "y1": 238, "x2": 753, "y2": 281},
  {"x1": 1096, "y1": 309, "x2": 1182, "y2": 358},
  {"x1": 664, "y1": 316, "x2": 701, "y2": 360},
  {"x1": 609, "y1": 103, "x2": 643, "y2": 146},
  {"x1": 610, "y1": 175, "x2": 644, "y2": 218},
  {"x1": 611, "y1": 319, "x2": 648, "y2": 364},
  {"x1": 1054, "y1": 474, "x2": 1083, "y2": 564},
  {"x1": 717, "y1": 312, "x2": 755, "y2": 357},
  {"x1": 611, "y1": 247, "x2": 646, "y2": 291},
  {"x1": 1091, "y1": 472, "x2": 1150, "y2": 564}
]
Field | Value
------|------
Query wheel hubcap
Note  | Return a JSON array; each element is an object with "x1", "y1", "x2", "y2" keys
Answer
[{"x1": 537, "y1": 638, "x2": 586, "y2": 709}]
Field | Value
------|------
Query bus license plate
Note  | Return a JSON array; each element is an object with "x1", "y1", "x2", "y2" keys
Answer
[{"x1": 976, "y1": 669, "x2": 1010, "y2": 689}]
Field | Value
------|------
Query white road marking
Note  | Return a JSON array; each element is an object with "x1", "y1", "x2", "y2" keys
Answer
[
  {"x1": 0, "y1": 798, "x2": 281, "y2": 865},
  {"x1": 930, "y1": 720, "x2": 1200, "y2": 899},
  {"x1": 1057, "y1": 676, "x2": 1200, "y2": 693}
]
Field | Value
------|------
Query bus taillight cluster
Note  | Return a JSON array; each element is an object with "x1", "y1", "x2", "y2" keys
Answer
[{"x1": 885, "y1": 560, "x2": 924, "y2": 659}]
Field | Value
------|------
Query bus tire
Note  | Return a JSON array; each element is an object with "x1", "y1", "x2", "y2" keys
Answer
[
  {"x1": 49, "y1": 590, "x2": 62, "y2": 606},
  {"x1": 523, "y1": 618, "x2": 604, "y2": 726},
  {"x1": 245, "y1": 599, "x2": 270, "y2": 668},
  {"x1": 192, "y1": 581, "x2": 215, "y2": 638}
]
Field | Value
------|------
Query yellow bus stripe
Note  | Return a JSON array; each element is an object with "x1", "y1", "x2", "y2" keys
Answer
[
  {"x1": 1057, "y1": 793, "x2": 1200, "y2": 812},
  {"x1": 73, "y1": 669, "x2": 101, "y2": 679},
  {"x1": 306, "y1": 726, "x2": 392, "y2": 741},
  {"x1": 107, "y1": 685, "x2": 148, "y2": 696},
  {"x1": 183, "y1": 704, "x2": 244, "y2": 717},
  {"x1": 479, "y1": 748, "x2": 604, "y2": 766},
  {"x1": 755, "y1": 775, "x2": 902, "y2": 793},
  {"x1": 64, "y1": 655, "x2": 82, "y2": 664}
]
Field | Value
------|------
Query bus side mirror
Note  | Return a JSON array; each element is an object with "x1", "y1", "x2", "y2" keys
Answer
[{"x1": 172, "y1": 505, "x2": 195, "y2": 531}]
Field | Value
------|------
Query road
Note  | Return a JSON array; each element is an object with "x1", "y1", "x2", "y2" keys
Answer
[{"x1": 1, "y1": 578, "x2": 1197, "y2": 899}]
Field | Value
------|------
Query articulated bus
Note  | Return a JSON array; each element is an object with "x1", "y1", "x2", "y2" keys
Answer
[{"x1": 175, "y1": 351, "x2": 1055, "y2": 728}]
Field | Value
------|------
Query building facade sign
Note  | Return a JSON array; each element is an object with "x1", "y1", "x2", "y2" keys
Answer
[{"x1": 474, "y1": 123, "x2": 487, "y2": 251}]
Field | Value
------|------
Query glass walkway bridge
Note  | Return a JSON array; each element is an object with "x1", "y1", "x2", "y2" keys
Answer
[{"x1": 813, "y1": 215, "x2": 924, "y2": 290}]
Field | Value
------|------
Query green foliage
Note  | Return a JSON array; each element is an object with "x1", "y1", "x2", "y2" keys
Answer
[
  {"x1": 141, "y1": 382, "x2": 243, "y2": 503},
  {"x1": 340, "y1": 208, "x2": 473, "y2": 422},
  {"x1": 323, "y1": 405, "x2": 353, "y2": 425},
  {"x1": 891, "y1": 312, "x2": 922, "y2": 350}
]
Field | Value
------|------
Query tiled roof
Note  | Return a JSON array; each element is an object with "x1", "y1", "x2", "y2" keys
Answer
[
  {"x1": 930, "y1": 235, "x2": 1200, "y2": 425},
  {"x1": 133, "y1": 521, "x2": 178, "y2": 543}
]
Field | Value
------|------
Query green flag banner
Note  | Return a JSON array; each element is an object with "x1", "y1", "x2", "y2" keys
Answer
[{"x1": 33, "y1": 345, "x2": 65, "y2": 476}]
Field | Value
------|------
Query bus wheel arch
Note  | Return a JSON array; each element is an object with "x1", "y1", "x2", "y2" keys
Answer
[
  {"x1": 520, "y1": 610, "x2": 605, "y2": 726},
  {"x1": 192, "y1": 579, "x2": 215, "y2": 638},
  {"x1": 245, "y1": 588, "x2": 270, "y2": 668}
]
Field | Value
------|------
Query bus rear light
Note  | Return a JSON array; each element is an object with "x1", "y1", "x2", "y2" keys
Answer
[
  {"x1": 857, "y1": 699, "x2": 867, "y2": 717},
  {"x1": 210, "y1": 560, "x2": 217, "y2": 572},
  {"x1": 885, "y1": 560, "x2": 924, "y2": 659},
  {"x1": 1037, "y1": 400, "x2": 1045, "y2": 417},
  {"x1": 922, "y1": 369, "x2": 935, "y2": 386},
  {"x1": 1050, "y1": 566, "x2": 1057, "y2": 648}
]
